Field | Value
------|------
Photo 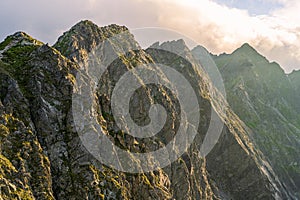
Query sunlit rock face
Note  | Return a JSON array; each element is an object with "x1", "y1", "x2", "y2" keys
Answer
[{"x1": 0, "y1": 20, "x2": 296, "y2": 199}]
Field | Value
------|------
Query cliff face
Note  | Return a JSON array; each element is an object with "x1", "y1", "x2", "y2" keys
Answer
[
  {"x1": 209, "y1": 44, "x2": 300, "y2": 198},
  {"x1": 289, "y1": 70, "x2": 300, "y2": 94},
  {"x1": 0, "y1": 20, "x2": 295, "y2": 199}
]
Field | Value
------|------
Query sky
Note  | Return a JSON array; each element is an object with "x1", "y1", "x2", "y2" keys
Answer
[
  {"x1": 214, "y1": 0, "x2": 283, "y2": 15},
  {"x1": 0, "y1": 0, "x2": 299, "y2": 73}
]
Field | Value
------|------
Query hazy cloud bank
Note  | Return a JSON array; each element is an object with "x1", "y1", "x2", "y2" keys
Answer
[{"x1": 0, "y1": 0, "x2": 299, "y2": 72}]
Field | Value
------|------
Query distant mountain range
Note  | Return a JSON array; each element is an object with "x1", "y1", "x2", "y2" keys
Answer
[{"x1": 0, "y1": 20, "x2": 299, "y2": 199}]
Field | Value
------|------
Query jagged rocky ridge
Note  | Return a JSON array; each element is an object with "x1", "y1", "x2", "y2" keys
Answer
[
  {"x1": 0, "y1": 20, "x2": 297, "y2": 199},
  {"x1": 204, "y1": 44, "x2": 300, "y2": 198}
]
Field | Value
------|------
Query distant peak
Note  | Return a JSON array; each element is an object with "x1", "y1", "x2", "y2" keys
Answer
[
  {"x1": 153, "y1": 39, "x2": 189, "y2": 52},
  {"x1": 231, "y1": 43, "x2": 266, "y2": 59},
  {"x1": 192, "y1": 45, "x2": 218, "y2": 57},
  {"x1": 236, "y1": 43, "x2": 257, "y2": 53},
  {"x1": 149, "y1": 41, "x2": 160, "y2": 49},
  {"x1": 191, "y1": 45, "x2": 214, "y2": 60},
  {"x1": 241, "y1": 43, "x2": 252, "y2": 48},
  {"x1": 223, "y1": 42, "x2": 271, "y2": 66},
  {"x1": 192, "y1": 45, "x2": 209, "y2": 54},
  {"x1": 171, "y1": 38, "x2": 186, "y2": 47}
]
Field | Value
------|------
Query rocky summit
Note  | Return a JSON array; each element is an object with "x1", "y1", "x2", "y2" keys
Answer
[
  {"x1": 210, "y1": 44, "x2": 300, "y2": 198},
  {"x1": 0, "y1": 20, "x2": 298, "y2": 199}
]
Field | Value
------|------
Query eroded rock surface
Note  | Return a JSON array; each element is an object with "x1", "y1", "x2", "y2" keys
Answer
[{"x1": 0, "y1": 20, "x2": 295, "y2": 199}]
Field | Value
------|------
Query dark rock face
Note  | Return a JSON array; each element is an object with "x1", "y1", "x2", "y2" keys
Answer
[
  {"x1": 0, "y1": 20, "x2": 296, "y2": 199},
  {"x1": 208, "y1": 44, "x2": 300, "y2": 198}
]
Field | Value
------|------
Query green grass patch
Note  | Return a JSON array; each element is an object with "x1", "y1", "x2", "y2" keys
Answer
[{"x1": 0, "y1": 36, "x2": 13, "y2": 51}]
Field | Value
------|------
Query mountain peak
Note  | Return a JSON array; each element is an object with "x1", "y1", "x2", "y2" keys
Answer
[
  {"x1": 54, "y1": 21, "x2": 139, "y2": 65},
  {"x1": 9, "y1": 32, "x2": 42, "y2": 45},
  {"x1": 191, "y1": 45, "x2": 210, "y2": 56},
  {"x1": 1, "y1": 31, "x2": 41, "y2": 46},
  {"x1": 58, "y1": 20, "x2": 129, "y2": 43},
  {"x1": 12, "y1": 31, "x2": 33, "y2": 40},
  {"x1": 236, "y1": 43, "x2": 257, "y2": 53},
  {"x1": 149, "y1": 39, "x2": 190, "y2": 56},
  {"x1": 241, "y1": 42, "x2": 252, "y2": 48},
  {"x1": 71, "y1": 20, "x2": 129, "y2": 33},
  {"x1": 0, "y1": 31, "x2": 43, "y2": 57},
  {"x1": 74, "y1": 19, "x2": 97, "y2": 27},
  {"x1": 69, "y1": 20, "x2": 99, "y2": 33},
  {"x1": 53, "y1": 20, "x2": 130, "y2": 62},
  {"x1": 229, "y1": 42, "x2": 269, "y2": 64}
]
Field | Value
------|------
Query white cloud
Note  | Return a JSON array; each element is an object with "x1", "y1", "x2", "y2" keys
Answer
[
  {"x1": 131, "y1": 0, "x2": 300, "y2": 72},
  {"x1": 0, "y1": 0, "x2": 299, "y2": 72}
]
